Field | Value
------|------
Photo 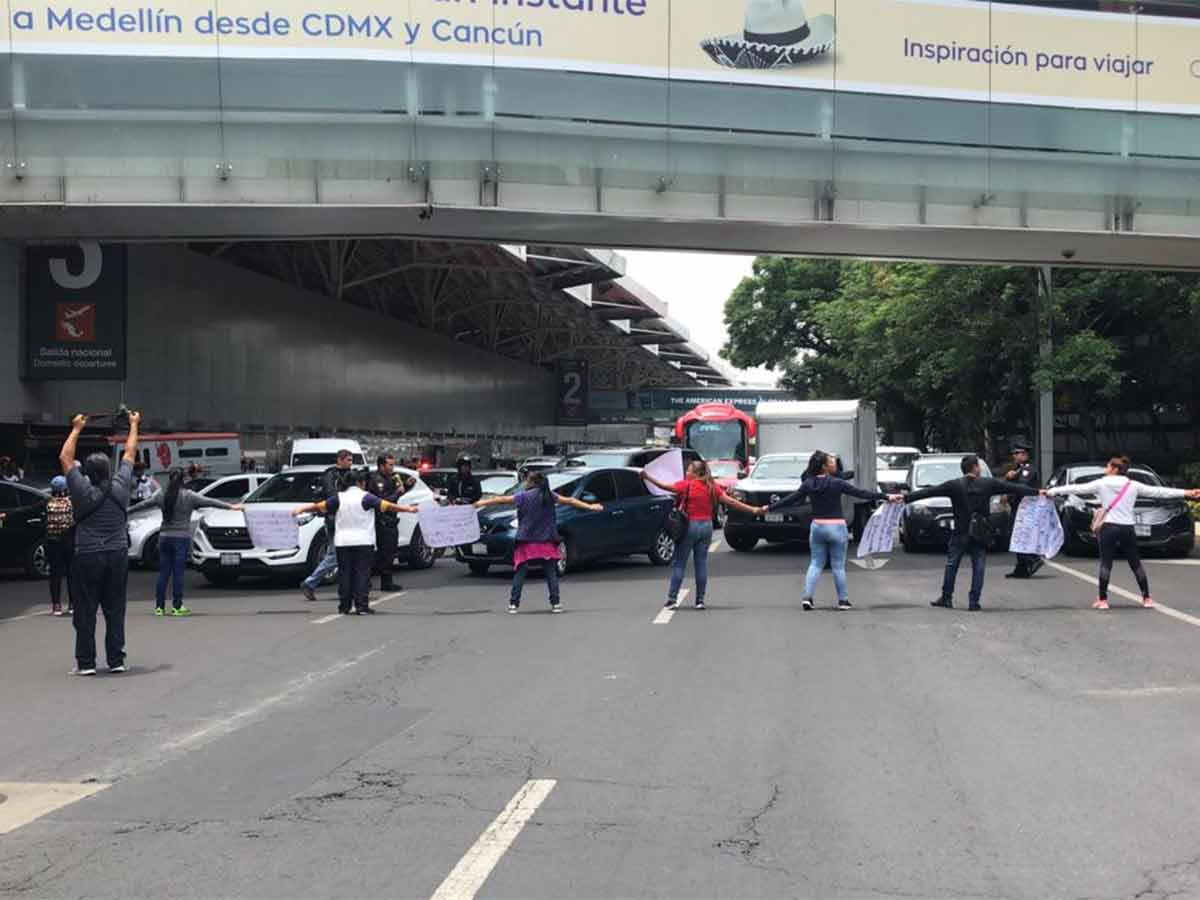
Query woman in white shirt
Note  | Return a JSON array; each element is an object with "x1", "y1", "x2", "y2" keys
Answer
[{"x1": 1046, "y1": 457, "x2": 1200, "y2": 610}]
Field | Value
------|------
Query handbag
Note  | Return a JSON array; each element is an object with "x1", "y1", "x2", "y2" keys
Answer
[
  {"x1": 666, "y1": 485, "x2": 690, "y2": 542},
  {"x1": 1091, "y1": 480, "x2": 1132, "y2": 536}
]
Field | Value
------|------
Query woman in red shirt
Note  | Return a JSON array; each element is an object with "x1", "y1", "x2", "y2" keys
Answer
[{"x1": 642, "y1": 460, "x2": 766, "y2": 610}]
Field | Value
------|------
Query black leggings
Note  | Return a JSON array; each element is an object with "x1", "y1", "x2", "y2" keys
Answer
[{"x1": 1098, "y1": 524, "x2": 1150, "y2": 600}]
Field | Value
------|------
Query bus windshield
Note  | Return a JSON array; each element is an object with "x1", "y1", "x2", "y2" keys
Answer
[{"x1": 685, "y1": 420, "x2": 746, "y2": 462}]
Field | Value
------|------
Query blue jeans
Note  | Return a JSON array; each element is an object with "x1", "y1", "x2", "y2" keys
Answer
[
  {"x1": 942, "y1": 535, "x2": 987, "y2": 607},
  {"x1": 806, "y1": 522, "x2": 849, "y2": 602},
  {"x1": 156, "y1": 536, "x2": 191, "y2": 608},
  {"x1": 304, "y1": 522, "x2": 338, "y2": 589},
  {"x1": 510, "y1": 561, "x2": 560, "y2": 606},
  {"x1": 669, "y1": 520, "x2": 714, "y2": 601}
]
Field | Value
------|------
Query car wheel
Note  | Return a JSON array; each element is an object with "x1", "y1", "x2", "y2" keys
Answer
[
  {"x1": 1062, "y1": 517, "x2": 1090, "y2": 556},
  {"x1": 203, "y1": 570, "x2": 240, "y2": 587},
  {"x1": 26, "y1": 539, "x2": 50, "y2": 578},
  {"x1": 468, "y1": 562, "x2": 490, "y2": 576},
  {"x1": 555, "y1": 538, "x2": 575, "y2": 578},
  {"x1": 648, "y1": 528, "x2": 675, "y2": 566},
  {"x1": 713, "y1": 505, "x2": 727, "y2": 531},
  {"x1": 725, "y1": 532, "x2": 758, "y2": 552},
  {"x1": 142, "y1": 534, "x2": 160, "y2": 571},
  {"x1": 406, "y1": 527, "x2": 436, "y2": 570},
  {"x1": 1168, "y1": 529, "x2": 1195, "y2": 558}
]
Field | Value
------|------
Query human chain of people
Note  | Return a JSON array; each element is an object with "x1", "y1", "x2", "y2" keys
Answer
[{"x1": 34, "y1": 412, "x2": 1200, "y2": 676}]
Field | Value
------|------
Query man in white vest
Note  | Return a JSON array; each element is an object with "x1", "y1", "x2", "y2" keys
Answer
[{"x1": 292, "y1": 468, "x2": 418, "y2": 615}]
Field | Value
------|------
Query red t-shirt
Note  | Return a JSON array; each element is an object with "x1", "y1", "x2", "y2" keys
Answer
[{"x1": 672, "y1": 479, "x2": 726, "y2": 522}]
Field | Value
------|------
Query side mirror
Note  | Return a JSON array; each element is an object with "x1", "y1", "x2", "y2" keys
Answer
[
  {"x1": 841, "y1": 469, "x2": 855, "y2": 480},
  {"x1": 581, "y1": 492, "x2": 599, "y2": 504},
  {"x1": 737, "y1": 471, "x2": 748, "y2": 480}
]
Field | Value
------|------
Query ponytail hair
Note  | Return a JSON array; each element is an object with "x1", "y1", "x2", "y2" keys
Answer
[
  {"x1": 1109, "y1": 455, "x2": 1131, "y2": 476},
  {"x1": 526, "y1": 470, "x2": 553, "y2": 508},
  {"x1": 163, "y1": 468, "x2": 184, "y2": 520},
  {"x1": 689, "y1": 460, "x2": 719, "y2": 509}
]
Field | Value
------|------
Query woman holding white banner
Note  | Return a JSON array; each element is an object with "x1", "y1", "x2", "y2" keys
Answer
[
  {"x1": 766, "y1": 451, "x2": 903, "y2": 611},
  {"x1": 473, "y1": 471, "x2": 603, "y2": 614},
  {"x1": 1045, "y1": 456, "x2": 1200, "y2": 610},
  {"x1": 127, "y1": 468, "x2": 244, "y2": 617},
  {"x1": 642, "y1": 460, "x2": 768, "y2": 611},
  {"x1": 292, "y1": 468, "x2": 419, "y2": 616}
]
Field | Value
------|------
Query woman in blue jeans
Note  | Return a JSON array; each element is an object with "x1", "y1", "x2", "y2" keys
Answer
[
  {"x1": 642, "y1": 461, "x2": 766, "y2": 610},
  {"x1": 768, "y1": 451, "x2": 903, "y2": 610},
  {"x1": 129, "y1": 469, "x2": 242, "y2": 616}
]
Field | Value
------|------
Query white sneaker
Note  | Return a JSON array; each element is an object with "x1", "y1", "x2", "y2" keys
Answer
[
  {"x1": 69, "y1": 666, "x2": 96, "y2": 677},
  {"x1": 109, "y1": 664, "x2": 127, "y2": 674},
  {"x1": 508, "y1": 603, "x2": 519, "y2": 614},
  {"x1": 551, "y1": 603, "x2": 563, "y2": 613}
]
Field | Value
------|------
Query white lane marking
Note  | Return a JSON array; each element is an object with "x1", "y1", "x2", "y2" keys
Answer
[
  {"x1": 430, "y1": 779, "x2": 556, "y2": 900},
  {"x1": 0, "y1": 782, "x2": 109, "y2": 835},
  {"x1": 1144, "y1": 559, "x2": 1200, "y2": 566},
  {"x1": 311, "y1": 591, "x2": 405, "y2": 624},
  {"x1": 2, "y1": 610, "x2": 51, "y2": 623},
  {"x1": 1044, "y1": 560, "x2": 1200, "y2": 627},
  {"x1": 652, "y1": 588, "x2": 689, "y2": 624},
  {"x1": 89, "y1": 645, "x2": 389, "y2": 782},
  {"x1": 710, "y1": 539, "x2": 723, "y2": 552},
  {"x1": 1083, "y1": 686, "x2": 1200, "y2": 699}
]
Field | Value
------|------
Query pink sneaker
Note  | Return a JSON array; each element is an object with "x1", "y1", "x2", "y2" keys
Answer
[
  {"x1": 1142, "y1": 596, "x2": 1155, "y2": 609},
  {"x1": 1092, "y1": 598, "x2": 1110, "y2": 611}
]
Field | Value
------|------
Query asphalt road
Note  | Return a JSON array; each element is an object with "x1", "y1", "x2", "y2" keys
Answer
[{"x1": 2, "y1": 539, "x2": 1200, "y2": 900}]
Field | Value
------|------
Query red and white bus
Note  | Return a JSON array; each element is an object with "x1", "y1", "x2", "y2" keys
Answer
[{"x1": 673, "y1": 403, "x2": 757, "y2": 477}]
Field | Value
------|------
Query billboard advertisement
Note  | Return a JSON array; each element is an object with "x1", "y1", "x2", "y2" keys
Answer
[
  {"x1": 6, "y1": 1, "x2": 1200, "y2": 115},
  {"x1": 23, "y1": 242, "x2": 127, "y2": 381}
]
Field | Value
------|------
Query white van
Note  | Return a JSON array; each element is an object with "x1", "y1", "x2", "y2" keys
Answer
[
  {"x1": 110, "y1": 432, "x2": 242, "y2": 480},
  {"x1": 286, "y1": 438, "x2": 366, "y2": 469}
]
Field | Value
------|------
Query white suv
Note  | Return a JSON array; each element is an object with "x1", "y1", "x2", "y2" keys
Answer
[
  {"x1": 128, "y1": 473, "x2": 270, "y2": 569},
  {"x1": 190, "y1": 465, "x2": 436, "y2": 586}
]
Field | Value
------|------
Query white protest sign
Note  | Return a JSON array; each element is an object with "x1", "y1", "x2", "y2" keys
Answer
[
  {"x1": 243, "y1": 508, "x2": 300, "y2": 550},
  {"x1": 417, "y1": 503, "x2": 482, "y2": 549},
  {"x1": 855, "y1": 502, "x2": 904, "y2": 559},
  {"x1": 643, "y1": 449, "x2": 684, "y2": 497},
  {"x1": 1008, "y1": 496, "x2": 1064, "y2": 559}
]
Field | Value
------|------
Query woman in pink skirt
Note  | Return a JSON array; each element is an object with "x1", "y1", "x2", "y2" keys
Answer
[{"x1": 474, "y1": 471, "x2": 603, "y2": 613}]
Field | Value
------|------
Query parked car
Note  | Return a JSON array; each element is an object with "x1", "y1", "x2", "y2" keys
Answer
[
  {"x1": 1047, "y1": 462, "x2": 1195, "y2": 557},
  {"x1": 455, "y1": 467, "x2": 676, "y2": 577},
  {"x1": 191, "y1": 465, "x2": 435, "y2": 586},
  {"x1": 0, "y1": 481, "x2": 50, "y2": 577},
  {"x1": 559, "y1": 446, "x2": 703, "y2": 470},
  {"x1": 899, "y1": 454, "x2": 1009, "y2": 551},
  {"x1": 724, "y1": 453, "x2": 818, "y2": 552},
  {"x1": 127, "y1": 472, "x2": 271, "y2": 569},
  {"x1": 877, "y1": 445, "x2": 922, "y2": 494}
]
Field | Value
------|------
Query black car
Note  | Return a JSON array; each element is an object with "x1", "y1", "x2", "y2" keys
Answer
[
  {"x1": 0, "y1": 481, "x2": 50, "y2": 577},
  {"x1": 1047, "y1": 462, "x2": 1195, "y2": 557},
  {"x1": 559, "y1": 447, "x2": 703, "y2": 471}
]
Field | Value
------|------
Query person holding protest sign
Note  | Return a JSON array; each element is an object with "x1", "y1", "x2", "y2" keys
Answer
[
  {"x1": 907, "y1": 454, "x2": 1038, "y2": 611},
  {"x1": 474, "y1": 471, "x2": 603, "y2": 614},
  {"x1": 1045, "y1": 456, "x2": 1200, "y2": 610},
  {"x1": 766, "y1": 451, "x2": 903, "y2": 611},
  {"x1": 128, "y1": 468, "x2": 243, "y2": 616},
  {"x1": 1004, "y1": 444, "x2": 1043, "y2": 579},
  {"x1": 292, "y1": 467, "x2": 419, "y2": 616},
  {"x1": 643, "y1": 460, "x2": 768, "y2": 611}
]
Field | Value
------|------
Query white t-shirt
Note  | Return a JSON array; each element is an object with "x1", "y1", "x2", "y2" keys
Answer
[{"x1": 1048, "y1": 475, "x2": 1186, "y2": 526}]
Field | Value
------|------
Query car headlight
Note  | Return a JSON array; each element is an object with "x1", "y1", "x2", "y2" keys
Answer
[
  {"x1": 732, "y1": 490, "x2": 747, "y2": 502},
  {"x1": 296, "y1": 512, "x2": 316, "y2": 527}
]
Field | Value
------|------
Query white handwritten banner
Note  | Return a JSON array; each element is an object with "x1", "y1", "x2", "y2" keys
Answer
[
  {"x1": 856, "y1": 502, "x2": 904, "y2": 559},
  {"x1": 417, "y1": 502, "x2": 482, "y2": 550},
  {"x1": 643, "y1": 449, "x2": 683, "y2": 497},
  {"x1": 243, "y1": 507, "x2": 300, "y2": 550},
  {"x1": 1008, "y1": 497, "x2": 1064, "y2": 559}
]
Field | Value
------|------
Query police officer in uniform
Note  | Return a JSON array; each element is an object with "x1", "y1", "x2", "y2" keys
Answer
[
  {"x1": 1005, "y1": 443, "x2": 1043, "y2": 579},
  {"x1": 368, "y1": 453, "x2": 404, "y2": 592},
  {"x1": 445, "y1": 455, "x2": 482, "y2": 505}
]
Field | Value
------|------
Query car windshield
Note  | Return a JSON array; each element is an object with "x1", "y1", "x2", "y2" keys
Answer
[
  {"x1": 480, "y1": 475, "x2": 518, "y2": 494},
  {"x1": 505, "y1": 474, "x2": 582, "y2": 496},
  {"x1": 878, "y1": 452, "x2": 919, "y2": 469},
  {"x1": 685, "y1": 421, "x2": 746, "y2": 462},
  {"x1": 914, "y1": 459, "x2": 992, "y2": 487},
  {"x1": 1074, "y1": 468, "x2": 1160, "y2": 487},
  {"x1": 709, "y1": 461, "x2": 741, "y2": 479},
  {"x1": 751, "y1": 456, "x2": 809, "y2": 480},
  {"x1": 562, "y1": 452, "x2": 630, "y2": 468},
  {"x1": 245, "y1": 471, "x2": 325, "y2": 503},
  {"x1": 422, "y1": 472, "x2": 451, "y2": 489}
]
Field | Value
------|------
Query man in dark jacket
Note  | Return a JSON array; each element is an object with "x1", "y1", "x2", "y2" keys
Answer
[
  {"x1": 1004, "y1": 444, "x2": 1043, "y2": 579},
  {"x1": 905, "y1": 454, "x2": 1038, "y2": 611},
  {"x1": 301, "y1": 448, "x2": 354, "y2": 601},
  {"x1": 446, "y1": 455, "x2": 482, "y2": 505},
  {"x1": 368, "y1": 454, "x2": 404, "y2": 592}
]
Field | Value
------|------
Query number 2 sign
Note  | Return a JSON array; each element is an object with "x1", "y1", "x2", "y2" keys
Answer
[{"x1": 557, "y1": 360, "x2": 589, "y2": 426}]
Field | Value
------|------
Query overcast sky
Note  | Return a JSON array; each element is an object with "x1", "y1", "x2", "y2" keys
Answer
[{"x1": 618, "y1": 250, "x2": 778, "y2": 386}]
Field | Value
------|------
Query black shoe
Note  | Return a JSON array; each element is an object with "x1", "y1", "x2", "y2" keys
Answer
[
  {"x1": 837, "y1": 600, "x2": 853, "y2": 611},
  {"x1": 1028, "y1": 559, "x2": 1044, "y2": 576},
  {"x1": 801, "y1": 598, "x2": 814, "y2": 611},
  {"x1": 694, "y1": 599, "x2": 707, "y2": 610},
  {"x1": 968, "y1": 604, "x2": 982, "y2": 611},
  {"x1": 930, "y1": 598, "x2": 953, "y2": 609},
  {"x1": 338, "y1": 606, "x2": 352, "y2": 615},
  {"x1": 357, "y1": 607, "x2": 375, "y2": 615},
  {"x1": 1005, "y1": 570, "x2": 1029, "y2": 579},
  {"x1": 302, "y1": 585, "x2": 318, "y2": 602},
  {"x1": 381, "y1": 580, "x2": 400, "y2": 592}
]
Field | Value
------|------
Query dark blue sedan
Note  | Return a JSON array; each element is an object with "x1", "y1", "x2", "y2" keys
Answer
[{"x1": 454, "y1": 467, "x2": 677, "y2": 577}]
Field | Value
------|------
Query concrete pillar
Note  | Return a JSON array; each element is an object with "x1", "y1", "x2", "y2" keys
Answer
[{"x1": 1037, "y1": 266, "x2": 1054, "y2": 481}]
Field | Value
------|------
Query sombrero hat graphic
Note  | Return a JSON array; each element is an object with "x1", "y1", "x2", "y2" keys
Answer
[{"x1": 701, "y1": 0, "x2": 835, "y2": 70}]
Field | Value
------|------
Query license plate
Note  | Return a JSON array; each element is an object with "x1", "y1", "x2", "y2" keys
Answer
[
  {"x1": 1135, "y1": 525, "x2": 1151, "y2": 537},
  {"x1": 471, "y1": 543, "x2": 488, "y2": 556},
  {"x1": 765, "y1": 513, "x2": 784, "y2": 523},
  {"x1": 219, "y1": 552, "x2": 241, "y2": 567}
]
